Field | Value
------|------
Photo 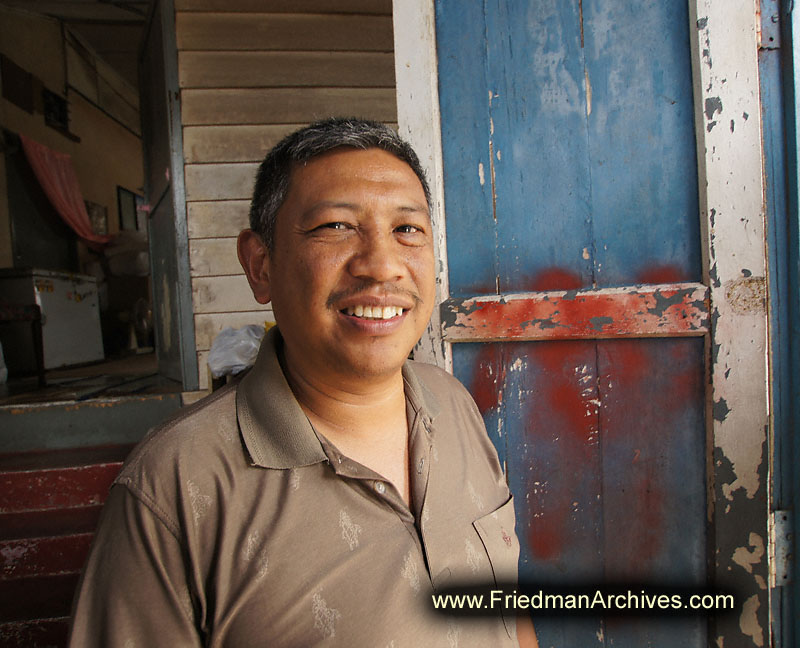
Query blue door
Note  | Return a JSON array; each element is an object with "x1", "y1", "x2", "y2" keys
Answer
[{"x1": 434, "y1": 1, "x2": 715, "y2": 644}]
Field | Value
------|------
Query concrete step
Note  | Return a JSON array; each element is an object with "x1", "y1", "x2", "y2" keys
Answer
[
  {"x1": 0, "y1": 443, "x2": 138, "y2": 648},
  {"x1": 0, "y1": 618, "x2": 70, "y2": 648}
]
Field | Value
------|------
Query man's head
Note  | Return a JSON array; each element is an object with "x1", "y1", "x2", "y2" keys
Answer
[
  {"x1": 249, "y1": 117, "x2": 432, "y2": 252},
  {"x1": 238, "y1": 118, "x2": 436, "y2": 385}
]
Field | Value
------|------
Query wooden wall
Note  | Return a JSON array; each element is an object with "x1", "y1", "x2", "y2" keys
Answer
[
  {"x1": 174, "y1": 0, "x2": 396, "y2": 392},
  {"x1": 0, "y1": 6, "x2": 143, "y2": 267}
]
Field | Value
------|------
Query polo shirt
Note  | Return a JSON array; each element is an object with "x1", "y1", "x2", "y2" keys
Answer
[{"x1": 69, "y1": 328, "x2": 521, "y2": 647}]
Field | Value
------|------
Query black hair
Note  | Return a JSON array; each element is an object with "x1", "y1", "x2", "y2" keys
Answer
[{"x1": 248, "y1": 117, "x2": 431, "y2": 250}]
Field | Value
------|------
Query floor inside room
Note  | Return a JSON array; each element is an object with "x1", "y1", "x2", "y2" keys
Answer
[{"x1": 0, "y1": 352, "x2": 183, "y2": 407}]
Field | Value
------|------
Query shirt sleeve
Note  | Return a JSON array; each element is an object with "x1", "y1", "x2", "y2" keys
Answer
[{"x1": 68, "y1": 484, "x2": 203, "y2": 648}]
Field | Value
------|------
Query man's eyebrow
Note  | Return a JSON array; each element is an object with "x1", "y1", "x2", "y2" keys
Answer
[
  {"x1": 396, "y1": 204, "x2": 429, "y2": 214},
  {"x1": 301, "y1": 201, "x2": 429, "y2": 218}
]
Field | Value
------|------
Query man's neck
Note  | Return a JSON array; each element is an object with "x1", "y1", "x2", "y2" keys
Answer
[{"x1": 280, "y1": 347, "x2": 412, "y2": 505}]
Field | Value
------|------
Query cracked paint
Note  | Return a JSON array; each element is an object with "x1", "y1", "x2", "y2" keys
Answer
[
  {"x1": 731, "y1": 532, "x2": 764, "y2": 574},
  {"x1": 738, "y1": 595, "x2": 764, "y2": 647},
  {"x1": 713, "y1": 397, "x2": 731, "y2": 422},
  {"x1": 441, "y1": 283, "x2": 709, "y2": 342}
]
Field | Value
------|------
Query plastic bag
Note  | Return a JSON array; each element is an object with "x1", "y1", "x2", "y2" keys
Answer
[{"x1": 207, "y1": 325, "x2": 266, "y2": 378}]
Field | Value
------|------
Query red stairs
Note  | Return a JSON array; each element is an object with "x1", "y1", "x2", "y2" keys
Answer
[{"x1": 0, "y1": 445, "x2": 133, "y2": 648}]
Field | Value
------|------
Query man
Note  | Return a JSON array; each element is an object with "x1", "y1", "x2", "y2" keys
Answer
[{"x1": 70, "y1": 118, "x2": 537, "y2": 646}]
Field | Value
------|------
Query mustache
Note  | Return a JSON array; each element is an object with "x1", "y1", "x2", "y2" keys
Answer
[{"x1": 326, "y1": 282, "x2": 422, "y2": 308}]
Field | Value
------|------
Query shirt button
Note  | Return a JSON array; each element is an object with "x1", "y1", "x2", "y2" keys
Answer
[{"x1": 375, "y1": 481, "x2": 386, "y2": 494}]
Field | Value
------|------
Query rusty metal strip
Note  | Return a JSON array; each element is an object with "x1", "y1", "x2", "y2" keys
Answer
[{"x1": 441, "y1": 282, "x2": 709, "y2": 342}]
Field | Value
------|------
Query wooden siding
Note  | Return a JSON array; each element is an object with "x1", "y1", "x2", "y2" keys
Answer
[
  {"x1": 174, "y1": 0, "x2": 392, "y2": 13},
  {"x1": 176, "y1": 13, "x2": 392, "y2": 51},
  {"x1": 177, "y1": 0, "x2": 396, "y2": 393}
]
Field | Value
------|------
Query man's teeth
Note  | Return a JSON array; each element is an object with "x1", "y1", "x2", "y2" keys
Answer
[{"x1": 345, "y1": 305, "x2": 404, "y2": 319}]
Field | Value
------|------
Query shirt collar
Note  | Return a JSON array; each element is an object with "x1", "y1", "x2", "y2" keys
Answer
[{"x1": 236, "y1": 326, "x2": 442, "y2": 469}]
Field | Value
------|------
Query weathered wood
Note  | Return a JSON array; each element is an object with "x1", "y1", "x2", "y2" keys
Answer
[
  {"x1": 187, "y1": 200, "x2": 250, "y2": 238},
  {"x1": 195, "y1": 311, "x2": 275, "y2": 350},
  {"x1": 0, "y1": 534, "x2": 93, "y2": 579},
  {"x1": 184, "y1": 163, "x2": 259, "y2": 202},
  {"x1": 0, "y1": 618, "x2": 69, "y2": 647},
  {"x1": 196, "y1": 350, "x2": 209, "y2": 390},
  {"x1": 179, "y1": 51, "x2": 395, "y2": 89},
  {"x1": 191, "y1": 275, "x2": 271, "y2": 314},
  {"x1": 442, "y1": 283, "x2": 709, "y2": 342},
  {"x1": 175, "y1": 0, "x2": 392, "y2": 13},
  {"x1": 181, "y1": 88, "x2": 397, "y2": 126},
  {"x1": 689, "y1": 1, "x2": 769, "y2": 646},
  {"x1": 176, "y1": 13, "x2": 393, "y2": 52},
  {"x1": 184, "y1": 123, "x2": 397, "y2": 164},
  {"x1": 97, "y1": 76, "x2": 140, "y2": 134},
  {"x1": 184, "y1": 124, "x2": 297, "y2": 164},
  {"x1": 65, "y1": 37, "x2": 97, "y2": 103},
  {"x1": 0, "y1": 463, "x2": 121, "y2": 513},
  {"x1": 394, "y1": 0, "x2": 451, "y2": 372},
  {"x1": 189, "y1": 238, "x2": 240, "y2": 277}
]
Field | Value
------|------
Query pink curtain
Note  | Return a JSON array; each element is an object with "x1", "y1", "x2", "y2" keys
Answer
[{"x1": 20, "y1": 134, "x2": 112, "y2": 249}]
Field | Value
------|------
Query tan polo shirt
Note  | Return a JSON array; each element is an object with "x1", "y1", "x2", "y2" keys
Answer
[{"x1": 69, "y1": 328, "x2": 520, "y2": 647}]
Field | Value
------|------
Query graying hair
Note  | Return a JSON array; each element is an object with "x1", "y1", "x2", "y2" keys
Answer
[{"x1": 248, "y1": 117, "x2": 431, "y2": 250}]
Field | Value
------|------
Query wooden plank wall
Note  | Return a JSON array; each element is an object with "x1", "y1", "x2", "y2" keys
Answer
[{"x1": 174, "y1": 0, "x2": 396, "y2": 391}]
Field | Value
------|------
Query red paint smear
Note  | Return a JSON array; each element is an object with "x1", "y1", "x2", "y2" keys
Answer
[
  {"x1": 637, "y1": 265, "x2": 688, "y2": 285},
  {"x1": 596, "y1": 339, "x2": 703, "y2": 574},
  {"x1": 455, "y1": 286, "x2": 705, "y2": 341},
  {"x1": 528, "y1": 515, "x2": 562, "y2": 561},
  {"x1": 524, "y1": 341, "x2": 600, "y2": 562},
  {"x1": 525, "y1": 268, "x2": 583, "y2": 292},
  {"x1": 469, "y1": 345, "x2": 506, "y2": 416}
]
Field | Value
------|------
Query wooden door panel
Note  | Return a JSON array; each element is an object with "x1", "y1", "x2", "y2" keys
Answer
[
  {"x1": 454, "y1": 337, "x2": 706, "y2": 645},
  {"x1": 582, "y1": 0, "x2": 701, "y2": 287},
  {"x1": 437, "y1": 1, "x2": 709, "y2": 643},
  {"x1": 438, "y1": 0, "x2": 700, "y2": 296}
]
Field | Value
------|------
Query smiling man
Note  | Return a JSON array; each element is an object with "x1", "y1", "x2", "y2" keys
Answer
[{"x1": 69, "y1": 118, "x2": 537, "y2": 647}]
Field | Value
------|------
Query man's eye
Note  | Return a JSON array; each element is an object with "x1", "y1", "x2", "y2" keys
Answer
[
  {"x1": 396, "y1": 224, "x2": 421, "y2": 234},
  {"x1": 319, "y1": 222, "x2": 348, "y2": 230}
]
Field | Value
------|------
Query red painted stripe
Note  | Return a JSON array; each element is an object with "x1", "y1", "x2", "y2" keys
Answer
[
  {"x1": 0, "y1": 617, "x2": 70, "y2": 648},
  {"x1": 0, "y1": 573, "x2": 80, "y2": 622},
  {"x1": 0, "y1": 507, "x2": 103, "y2": 542},
  {"x1": 1, "y1": 534, "x2": 94, "y2": 580},
  {"x1": 441, "y1": 282, "x2": 709, "y2": 342},
  {"x1": 0, "y1": 463, "x2": 122, "y2": 514}
]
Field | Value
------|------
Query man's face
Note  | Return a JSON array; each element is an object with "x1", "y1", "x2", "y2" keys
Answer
[{"x1": 264, "y1": 147, "x2": 435, "y2": 383}]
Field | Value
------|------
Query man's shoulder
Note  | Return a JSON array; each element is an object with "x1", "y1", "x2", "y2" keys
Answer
[
  {"x1": 116, "y1": 382, "x2": 242, "y2": 491},
  {"x1": 405, "y1": 359, "x2": 467, "y2": 392},
  {"x1": 404, "y1": 359, "x2": 481, "y2": 417}
]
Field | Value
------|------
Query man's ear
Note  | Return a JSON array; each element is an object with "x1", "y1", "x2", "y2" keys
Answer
[{"x1": 237, "y1": 229, "x2": 272, "y2": 304}]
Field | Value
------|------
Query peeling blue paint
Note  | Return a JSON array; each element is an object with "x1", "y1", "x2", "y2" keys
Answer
[
  {"x1": 520, "y1": 318, "x2": 564, "y2": 330},
  {"x1": 646, "y1": 288, "x2": 694, "y2": 317},
  {"x1": 713, "y1": 397, "x2": 731, "y2": 422},
  {"x1": 709, "y1": 262, "x2": 721, "y2": 288},
  {"x1": 705, "y1": 97, "x2": 723, "y2": 121},
  {"x1": 589, "y1": 316, "x2": 613, "y2": 331},
  {"x1": 696, "y1": 17, "x2": 708, "y2": 29}
]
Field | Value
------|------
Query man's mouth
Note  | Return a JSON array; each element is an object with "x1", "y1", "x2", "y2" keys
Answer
[{"x1": 342, "y1": 305, "x2": 405, "y2": 320}]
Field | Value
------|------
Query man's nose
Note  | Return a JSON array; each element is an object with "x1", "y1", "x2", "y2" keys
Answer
[{"x1": 347, "y1": 230, "x2": 405, "y2": 283}]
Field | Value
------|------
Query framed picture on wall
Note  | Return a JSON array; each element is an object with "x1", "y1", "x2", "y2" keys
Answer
[{"x1": 117, "y1": 186, "x2": 143, "y2": 231}]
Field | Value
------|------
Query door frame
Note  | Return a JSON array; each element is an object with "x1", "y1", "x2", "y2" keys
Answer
[
  {"x1": 394, "y1": 1, "x2": 771, "y2": 645},
  {"x1": 139, "y1": 0, "x2": 198, "y2": 391}
]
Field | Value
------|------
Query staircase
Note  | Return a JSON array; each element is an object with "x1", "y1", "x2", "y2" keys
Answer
[{"x1": 0, "y1": 394, "x2": 182, "y2": 647}]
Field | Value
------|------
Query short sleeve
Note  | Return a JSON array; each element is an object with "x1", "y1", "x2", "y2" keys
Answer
[{"x1": 68, "y1": 485, "x2": 203, "y2": 648}]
